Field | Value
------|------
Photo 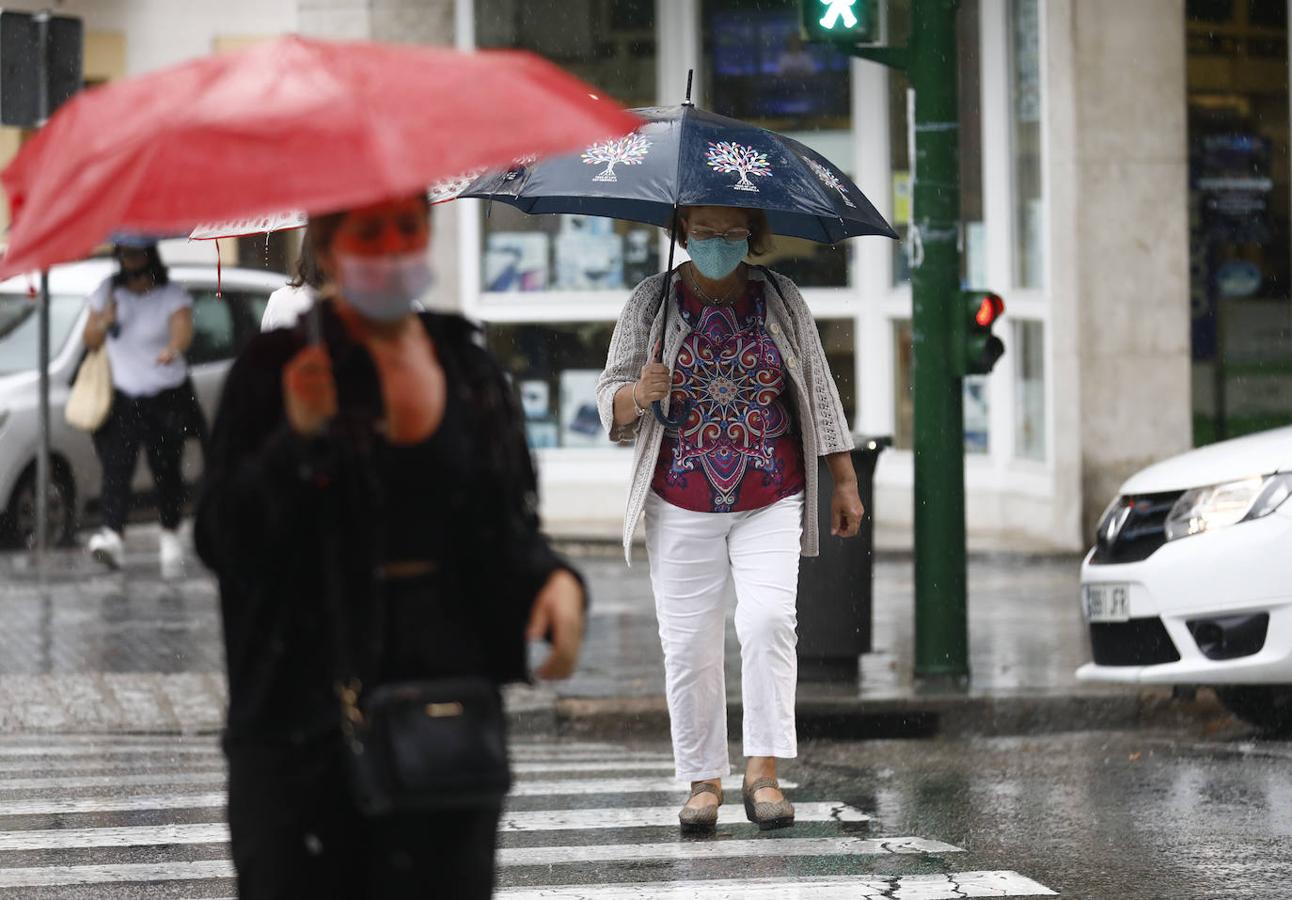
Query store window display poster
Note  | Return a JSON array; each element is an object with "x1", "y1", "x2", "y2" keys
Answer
[
  {"x1": 485, "y1": 232, "x2": 549, "y2": 292},
  {"x1": 555, "y1": 215, "x2": 624, "y2": 290},
  {"x1": 560, "y1": 369, "x2": 606, "y2": 448},
  {"x1": 520, "y1": 379, "x2": 560, "y2": 449}
]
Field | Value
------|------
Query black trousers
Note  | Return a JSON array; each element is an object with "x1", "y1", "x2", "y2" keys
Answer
[
  {"x1": 92, "y1": 382, "x2": 204, "y2": 533},
  {"x1": 227, "y1": 736, "x2": 502, "y2": 899}
]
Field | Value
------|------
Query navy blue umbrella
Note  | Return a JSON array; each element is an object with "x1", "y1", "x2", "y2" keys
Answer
[
  {"x1": 454, "y1": 103, "x2": 897, "y2": 244},
  {"x1": 449, "y1": 99, "x2": 898, "y2": 426}
]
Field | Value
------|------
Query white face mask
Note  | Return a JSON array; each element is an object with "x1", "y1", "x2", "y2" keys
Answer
[{"x1": 335, "y1": 250, "x2": 432, "y2": 323}]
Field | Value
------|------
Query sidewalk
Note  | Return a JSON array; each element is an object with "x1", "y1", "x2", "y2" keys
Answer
[
  {"x1": 0, "y1": 523, "x2": 1224, "y2": 736},
  {"x1": 537, "y1": 545, "x2": 1218, "y2": 739}
]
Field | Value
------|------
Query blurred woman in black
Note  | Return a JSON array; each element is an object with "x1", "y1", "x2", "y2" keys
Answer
[{"x1": 196, "y1": 194, "x2": 585, "y2": 898}]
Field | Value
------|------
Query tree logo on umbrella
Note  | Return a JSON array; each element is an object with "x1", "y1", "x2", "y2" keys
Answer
[
  {"x1": 706, "y1": 141, "x2": 772, "y2": 193},
  {"x1": 807, "y1": 158, "x2": 856, "y2": 208},
  {"x1": 582, "y1": 134, "x2": 652, "y2": 183}
]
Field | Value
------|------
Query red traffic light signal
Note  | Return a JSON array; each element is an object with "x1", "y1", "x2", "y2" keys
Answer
[
  {"x1": 974, "y1": 293, "x2": 1004, "y2": 327},
  {"x1": 958, "y1": 290, "x2": 1006, "y2": 376}
]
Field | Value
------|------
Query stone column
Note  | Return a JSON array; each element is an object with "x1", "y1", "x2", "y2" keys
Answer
[{"x1": 1047, "y1": 0, "x2": 1192, "y2": 534}]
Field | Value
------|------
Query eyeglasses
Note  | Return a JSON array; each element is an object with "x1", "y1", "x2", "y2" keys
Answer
[{"x1": 687, "y1": 226, "x2": 752, "y2": 244}]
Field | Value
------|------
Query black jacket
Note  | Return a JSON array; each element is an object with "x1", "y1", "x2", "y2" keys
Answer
[{"x1": 195, "y1": 304, "x2": 575, "y2": 745}]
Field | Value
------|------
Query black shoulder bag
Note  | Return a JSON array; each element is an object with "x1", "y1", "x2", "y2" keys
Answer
[{"x1": 316, "y1": 441, "x2": 511, "y2": 817}]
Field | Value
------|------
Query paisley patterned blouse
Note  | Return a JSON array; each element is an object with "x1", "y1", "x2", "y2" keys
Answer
[{"x1": 650, "y1": 278, "x2": 805, "y2": 513}]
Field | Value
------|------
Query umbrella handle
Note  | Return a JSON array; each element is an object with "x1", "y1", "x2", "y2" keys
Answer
[
  {"x1": 652, "y1": 397, "x2": 693, "y2": 428},
  {"x1": 647, "y1": 326, "x2": 693, "y2": 428},
  {"x1": 306, "y1": 300, "x2": 324, "y2": 346},
  {"x1": 650, "y1": 211, "x2": 692, "y2": 429}
]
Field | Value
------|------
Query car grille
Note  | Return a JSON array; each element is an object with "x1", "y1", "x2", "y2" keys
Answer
[
  {"x1": 1089, "y1": 617, "x2": 1181, "y2": 666},
  {"x1": 1088, "y1": 490, "x2": 1184, "y2": 565}
]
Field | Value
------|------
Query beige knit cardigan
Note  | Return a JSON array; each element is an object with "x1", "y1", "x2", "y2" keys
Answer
[{"x1": 595, "y1": 267, "x2": 854, "y2": 563}]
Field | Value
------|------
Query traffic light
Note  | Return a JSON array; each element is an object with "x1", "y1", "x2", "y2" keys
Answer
[
  {"x1": 957, "y1": 291, "x2": 1005, "y2": 376},
  {"x1": 800, "y1": 0, "x2": 882, "y2": 44},
  {"x1": 0, "y1": 11, "x2": 83, "y2": 126}
]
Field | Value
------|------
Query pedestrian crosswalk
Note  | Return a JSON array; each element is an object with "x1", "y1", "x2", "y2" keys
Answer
[{"x1": 0, "y1": 734, "x2": 1057, "y2": 897}]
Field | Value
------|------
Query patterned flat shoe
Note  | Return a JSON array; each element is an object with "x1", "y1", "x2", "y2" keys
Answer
[
  {"x1": 742, "y1": 776, "x2": 794, "y2": 831},
  {"x1": 678, "y1": 781, "x2": 723, "y2": 834}
]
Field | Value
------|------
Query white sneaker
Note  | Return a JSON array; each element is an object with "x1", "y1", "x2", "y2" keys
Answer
[
  {"x1": 88, "y1": 528, "x2": 124, "y2": 571},
  {"x1": 159, "y1": 529, "x2": 185, "y2": 579}
]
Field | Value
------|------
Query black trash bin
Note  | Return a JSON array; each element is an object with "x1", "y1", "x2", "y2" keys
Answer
[{"x1": 796, "y1": 435, "x2": 890, "y2": 681}]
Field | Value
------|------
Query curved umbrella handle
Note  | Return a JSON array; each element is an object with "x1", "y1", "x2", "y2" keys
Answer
[
  {"x1": 646, "y1": 333, "x2": 693, "y2": 427},
  {"x1": 652, "y1": 397, "x2": 694, "y2": 428}
]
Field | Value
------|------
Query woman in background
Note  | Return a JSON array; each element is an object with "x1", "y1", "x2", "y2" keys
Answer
[{"x1": 82, "y1": 238, "x2": 200, "y2": 577}]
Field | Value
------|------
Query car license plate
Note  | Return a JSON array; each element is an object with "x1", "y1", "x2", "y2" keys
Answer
[{"x1": 1083, "y1": 583, "x2": 1130, "y2": 623}]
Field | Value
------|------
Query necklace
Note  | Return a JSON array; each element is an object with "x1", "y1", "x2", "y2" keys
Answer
[{"x1": 686, "y1": 264, "x2": 743, "y2": 307}]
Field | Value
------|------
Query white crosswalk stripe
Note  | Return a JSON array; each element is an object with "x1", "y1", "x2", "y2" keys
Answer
[
  {"x1": 494, "y1": 873, "x2": 1057, "y2": 898},
  {"x1": 513, "y1": 760, "x2": 676, "y2": 775},
  {"x1": 508, "y1": 775, "x2": 798, "y2": 796},
  {"x1": 0, "y1": 734, "x2": 1058, "y2": 897}
]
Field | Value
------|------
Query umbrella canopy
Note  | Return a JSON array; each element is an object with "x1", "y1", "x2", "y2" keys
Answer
[
  {"x1": 190, "y1": 211, "x2": 308, "y2": 241},
  {"x1": 0, "y1": 35, "x2": 639, "y2": 278},
  {"x1": 454, "y1": 104, "x2": 898, "y2": 244}
]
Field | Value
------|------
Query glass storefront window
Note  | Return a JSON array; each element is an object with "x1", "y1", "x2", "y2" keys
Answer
[
  {"x1": 1014, "y1": 319, "x2": 1046, "y2": 460},
  {"x1": 702, "y1": 0, "x2": 855, "y2": 288},
  {"x1": 486, "y1": 322, "x2": 619, "y2": 449},
  {"x1": 1009, "y1": 0, "x2": 1044, "y2": 289},
  {"x1": 480, "y1": 206, "x2": 660, "y2": 293},
  {"x1": 893, "y1": 318, "x2": 990, "y2": 453},
  {"x1": 1187, "y1": 1, "x2": 1292, "y2": 444},
  {"x1": 817, "y1": 319, "x2": 857, "y2": 430},
  {"x1": 486, "y1": 318, "x2": 854, "y2": 450},
  {"x1": 887, "y1": 0, "x2": 983, "y2": 287},
  {"x1": 475, "y1": 0, "x2": 658, "y2": 293}
]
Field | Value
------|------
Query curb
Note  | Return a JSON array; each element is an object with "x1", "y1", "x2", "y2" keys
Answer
[{"x1": 530, "y1": 688, "x2": 1233, "y2": 740}]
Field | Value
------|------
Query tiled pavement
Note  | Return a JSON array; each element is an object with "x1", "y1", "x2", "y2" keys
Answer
[{"x1": 0, "y1": 523, "x2": 1100, "y2": 733}]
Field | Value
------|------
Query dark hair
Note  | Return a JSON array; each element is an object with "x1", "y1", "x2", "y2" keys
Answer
[
  {"x1": 675, "y1": 206, "x2": 773, "y2": 257},
  {"x1": 111, "y1": 244, "x2": 169, "y2": 288},
  {"x1": 305, "y1": 211, "x2": 347, "y2": 261},
  {"x1": 287, "y1": 239, "x2": 324, "y2": 290}
]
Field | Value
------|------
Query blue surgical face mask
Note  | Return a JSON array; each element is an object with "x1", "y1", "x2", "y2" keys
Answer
[
  {"x1": 687, "y1": 236, "x2": 748, "y2": 280},
  {"x1": 335, "y1": 250, "x2": 432, "y2": 323}
]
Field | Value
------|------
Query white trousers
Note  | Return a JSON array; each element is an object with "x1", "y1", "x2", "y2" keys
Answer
[{"x1": 644, "y1": 492, "x2": 804, "y2": 782}]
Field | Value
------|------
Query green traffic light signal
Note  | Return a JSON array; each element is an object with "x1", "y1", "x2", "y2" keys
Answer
[
  {"x1": 800, "y1": 0, "x2": 880, "y2": 44},
  {"x1": 957, "y1": 291, "x2": 1006, "y2": 376}
]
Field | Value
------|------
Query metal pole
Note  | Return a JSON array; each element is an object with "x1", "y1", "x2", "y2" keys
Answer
[
  {"x1": 34, "y1": 12, "x2": 51, "y2": 568},
  {"x1": 909, "y1": 0, "x2": 969, "y2": 682},
  {"x1": 36, "y1": 271, "x2": 50, "y2": 563}
]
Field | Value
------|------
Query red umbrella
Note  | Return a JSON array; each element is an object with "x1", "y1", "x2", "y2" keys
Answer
[{"x1": 0, "y1": 35, "x2": 639, "y2": 277}]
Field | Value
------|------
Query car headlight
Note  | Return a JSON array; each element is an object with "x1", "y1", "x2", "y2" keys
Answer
[{"x1": 1164, "y1": 473, "x2": 1292, "y2": 541}]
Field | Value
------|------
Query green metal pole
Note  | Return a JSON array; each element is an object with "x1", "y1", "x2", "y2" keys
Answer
[{"x1": 910, "y1": 0, "x2": 968, "y2": 682}]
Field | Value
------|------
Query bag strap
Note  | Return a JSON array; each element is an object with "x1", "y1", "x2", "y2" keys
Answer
[
  {"x1": 752, "y1": 265, "x2": 790, "y2": 309},
  {"x1": 311, "y1": 439, "x2": 367, "y2": 730},
  {"x1": 299, "y1": 306, "x2": 383, "y2": 730}
]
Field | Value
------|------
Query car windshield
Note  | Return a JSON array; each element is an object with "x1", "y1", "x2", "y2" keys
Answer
[{"x1": 0, "y1": 293, "x2": 86, "y2": 375}]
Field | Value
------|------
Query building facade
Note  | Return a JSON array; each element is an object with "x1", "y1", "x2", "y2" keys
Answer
[{"x1": 2, "y1": 0, "x2": 1285, "y2": 552}]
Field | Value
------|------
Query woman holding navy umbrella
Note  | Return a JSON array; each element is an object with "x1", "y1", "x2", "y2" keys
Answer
[
  {"x1": 595, "y1": 203, "x2": 864, "y2": 833},
  {"x1": 454, "y1": 97, "x2": 895, "y2": 834}
]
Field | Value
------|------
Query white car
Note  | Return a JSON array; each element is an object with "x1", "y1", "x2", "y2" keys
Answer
[
  {"x1": 0, "y1": 259, "x2": 285, "y2": 546},
  {"x1": 1076, "y1": 426, "x2": 1292, "y2": 733}
]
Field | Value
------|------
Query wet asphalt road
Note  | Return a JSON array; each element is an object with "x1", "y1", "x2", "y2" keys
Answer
[
  {"x1": 0, "y1": 535, "x2": 1286, "y2": 896},
  {"x1": 0, "y1": 729, "x2": 1285, "y2": 898},
  {"x1": 797, "y1": 731, "x2": 1292, "y2": 900}
]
